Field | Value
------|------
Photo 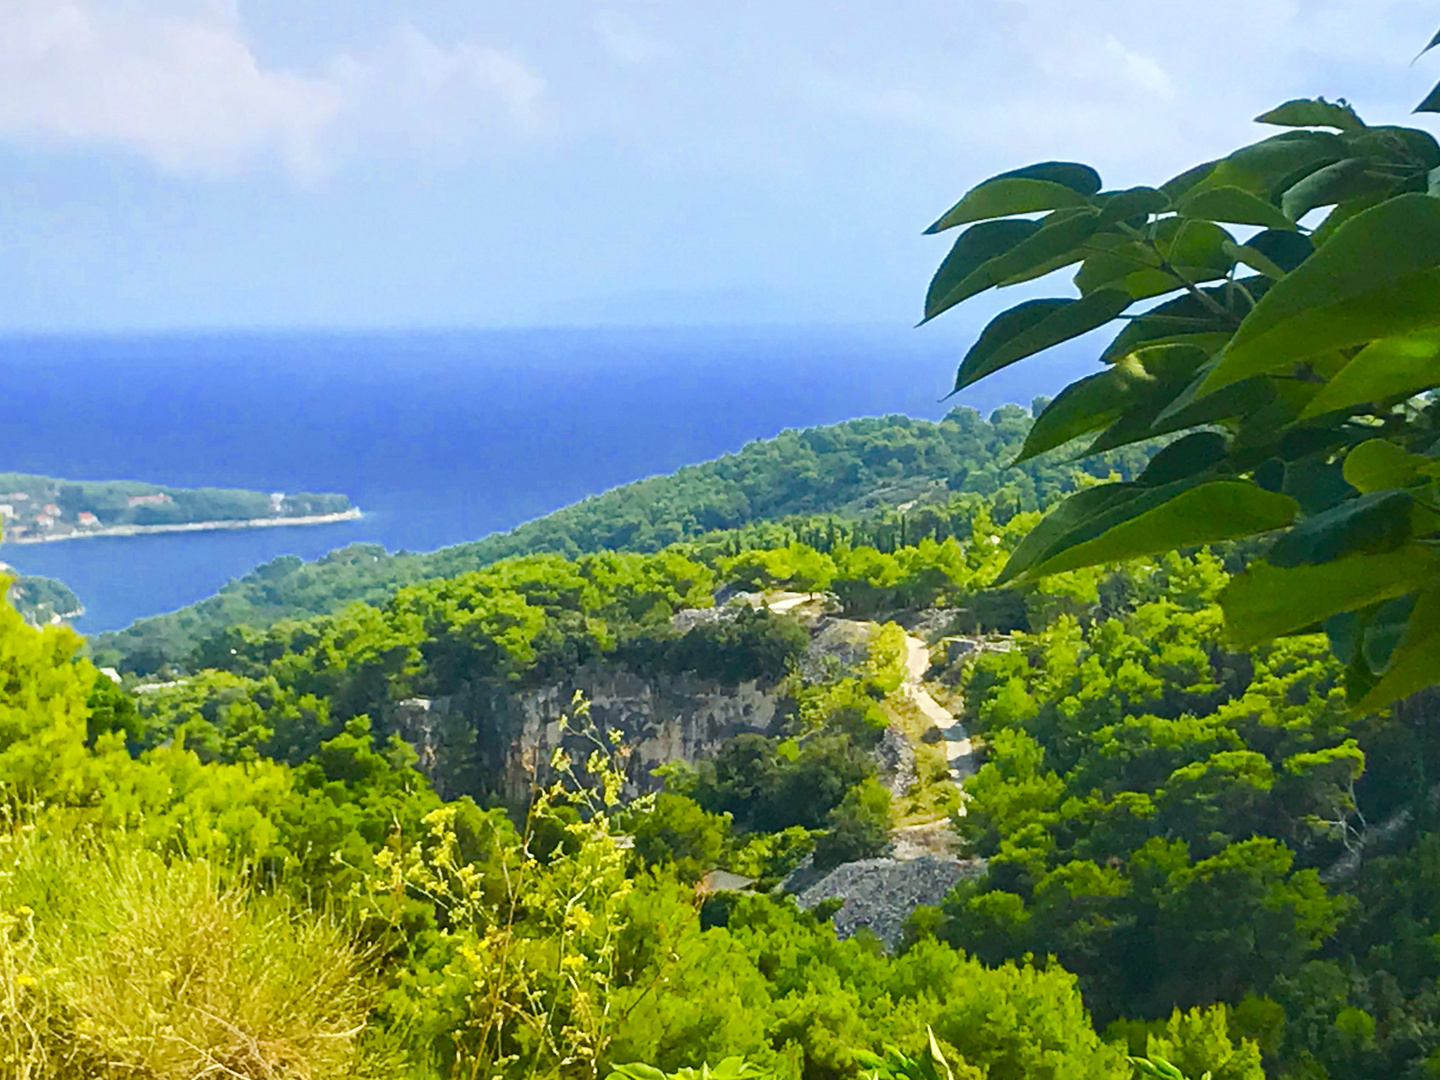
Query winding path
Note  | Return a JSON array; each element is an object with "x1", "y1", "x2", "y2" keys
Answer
[
  {"x1": 761, "y1": 592, "x2": 976, "y2": 798},
  {"x1": 903, "y1": 635, "x2": 976, "y2": 791},
  {"x1": 766, "y1": 592, "x2": 812, "y2": 614}
]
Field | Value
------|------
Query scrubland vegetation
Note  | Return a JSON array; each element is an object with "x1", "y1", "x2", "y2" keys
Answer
[{"x1": 4, "y1": 478, "x2": 1438, "y2": 1079}]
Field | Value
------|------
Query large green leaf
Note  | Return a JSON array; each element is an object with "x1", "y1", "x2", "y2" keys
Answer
[
  {"x1": 1134, "y1": 432, "x2": 1229, "y2": 486},
  {"x1": 1034, "y1": 480, "x2": 1297, "y2": 579},
  {"x1": 1093, "y1": 368, "x2": 1274, "y2": 455},
  {"x1": 1179, "y1": 186, "x2": 1294, "y2": 229},
  {"x1": 1100, "y1": 281, "x2": 1270, "y2": 363},
  {"x1": 1203, "y1": 195, "x2": 1440, "y2": 392},
  {"x1": 1097, "y1": 186, "x2": 1171, "y2": 225},
  {"x1": 1054, "y1": 344, "x2": 1211, "y2": 458},
  {"x1": 1300, "y1": 329, "x2": 1440, "y2": 418},
  {"x1": 925, "y1": 163, "x2": 1101, "y2": 233},
  {"x1": 1343, "y1": 126, "x2": 1440, "y2": 171},
  {"x1": 924, "y1": 220, "x2": 1040, "y2": 320},
  {"x1": 1016, "y1": 352, "x2": 1164, "y2": 462},
  {"x1": 954, "y1": 288, "x2": 1132, "y2": 392},
  {"x1": 1190, "y1": 131, "x2": 1346, "y2": 200},
  {"x1": 1221, "y1": 546, "x2": 1440, "y2": 646},
  {"x1": 1282, "y1": 459, "x2": 1360, "y2": 516},
  {"x1": 1225, "y1": 240, "x2": 1288, "y2": 280},
  {"x1": 996, "y1": 479, "x2": 1297, "y2": 585},
  {"x1": 1265, "y1": 490, "x2": 1414, "y2": 568},
  {"x1": 995, "y1": 231, "x2": 1110, "y2": 289},
  {"x1": 1342, "y1": 439, "x2": 1421, "y2": 493},
  {"x1": 1161, "y1": 160, "x2": 1220, "y2": 201},
  {"x1": 1256, "y1": 98, "x2": 1367, "y2": 133},
  {"x1": 1244, "y1": 230, "x2": 1314, "y2": 273},
  {"x1": 995, "y1": 484, "x2": 1139, "y2": 584},
  {"x1": 1362, "y1": 593, "x2": 1418, "y2": 674},
  {"x1": 1074, "y1": 219, "x2": 1236, "y2": 300},
  {"x1": 923, "y1": 209, "x2": 1100, "y2": 317},
  {"x1": 1101, "y1": 328, "x2": 1232, "y2": 367},
  {"x1": 1153, "y1": 219, "x2": 1237, "y2": 286},
  {"x1": 1281, "y1": 158, "x2": 1394, "y2": 222},
  {"x1": 1358, "y1": 588, "x2": 1440, "y2": 709},
  {"x1": 1073, "y1": 238, "x2": 1159, "y2": 296}
]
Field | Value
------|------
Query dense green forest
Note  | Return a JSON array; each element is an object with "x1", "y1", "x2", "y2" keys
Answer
[
  {"x1": 2, "y1": 486, "x2": 1285, "y2": 1080},
  {"x1": 93, "y1": 406, "x2": 1153, "y2": 673},
  {"x1": 5, "y1": 498, "x2": 1146, "y2": 1080},
  {"x1": 0, "y1": 470, "x2": 352, "y2": 541},
  {"x1": 920, "y1": 551, "x2": 1435, "y2": 1079},
  {"x1": 11, "y1": 479, "x2": 1435, "y2": 1079}
]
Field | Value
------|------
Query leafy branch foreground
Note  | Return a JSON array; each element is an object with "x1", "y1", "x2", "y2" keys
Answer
[{"x1": 923, "y1": 86, "x2": 1440, "y2": 708}]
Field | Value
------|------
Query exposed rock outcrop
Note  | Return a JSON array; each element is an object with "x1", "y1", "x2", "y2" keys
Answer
[
  {"x1": 875, "y1": 725, "x2": 918, "y2": 799},
  {"x1": 387, "y1": 664, "x2": 783, "y2": 802},
  {"x1": 800, "y1": 617, "x2": 875, "y2": 682}
]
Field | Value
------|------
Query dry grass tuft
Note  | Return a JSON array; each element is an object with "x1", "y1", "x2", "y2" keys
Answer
[{"x1": 0, "y1": 820, "x2": 381, "y2": 1080}]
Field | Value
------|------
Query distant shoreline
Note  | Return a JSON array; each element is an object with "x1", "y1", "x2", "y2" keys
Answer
[{"x1": 3, "y1": 508, "x2": 363, "y2": 545}]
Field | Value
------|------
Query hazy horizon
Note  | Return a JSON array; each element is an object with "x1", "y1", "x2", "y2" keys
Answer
[{"x1": 1, "y1": 1, "x2": 1437, "y2": 335}]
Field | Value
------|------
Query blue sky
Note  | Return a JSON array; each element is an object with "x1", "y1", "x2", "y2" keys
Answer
[{"x1": 1, "y1": 0, "x2": 1438, "y2": 331}]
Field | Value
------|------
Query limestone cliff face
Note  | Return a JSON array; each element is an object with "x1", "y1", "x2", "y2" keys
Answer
[{"x1": 385, "y1": 664, "x2": 782, "y2": 803}]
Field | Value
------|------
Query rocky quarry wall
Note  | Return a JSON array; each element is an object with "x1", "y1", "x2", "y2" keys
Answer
[{"x1": 385, "y1": 663, "x2": 782, "y2": 803}]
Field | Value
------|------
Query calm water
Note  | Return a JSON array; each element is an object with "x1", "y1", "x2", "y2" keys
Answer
[{"x1": 0, "y1": 325, "x2": 1096, "y2": 631}]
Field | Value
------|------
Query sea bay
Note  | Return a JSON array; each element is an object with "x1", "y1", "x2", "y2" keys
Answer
[{"x1": 0, "y1": 323, "x2": 1096, "y2": 632}]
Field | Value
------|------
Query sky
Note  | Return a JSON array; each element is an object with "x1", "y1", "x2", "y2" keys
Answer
[{"x1": 1, "y1": 0, "x2": 1438, "y2": 331}]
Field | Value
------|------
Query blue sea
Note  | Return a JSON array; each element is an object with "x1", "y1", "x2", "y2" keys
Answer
[{"x1": 0, "y1": 325, "x2": 1098, "y2": 632}]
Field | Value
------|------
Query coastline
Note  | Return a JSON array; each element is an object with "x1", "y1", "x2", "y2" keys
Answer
[{"x1": 3, "y1": 508, "x2": 362, "y2": 546}]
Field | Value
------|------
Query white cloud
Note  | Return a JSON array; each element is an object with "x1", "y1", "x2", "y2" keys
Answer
[
  {"x1": 1102, "y1": 37, "x2": 1174, "y2": 99},
  {"x1": 593, "y1": 10, "x2": 673, "y2": 65},
  {"x1": 0, "y1": 0, "x2": 547, "y2": 182},
  {"x1": 795, "y1": 0, "x2": 1438, "y2": 183},
  {"x1": 326, "y1": 25, "x2": 548, "y2": 159}
]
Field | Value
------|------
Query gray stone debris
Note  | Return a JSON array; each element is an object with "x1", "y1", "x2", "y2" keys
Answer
[
  {"x1": 792, "y1": 854, "x2": 985, "y2": 949},
  {"x1": 875, "y1": 725, "x2": 918, "y2": 799},
  {"x1": 669, "y1": 604, "x2": 736, "y2": 632},
  {"x1": 888, "y1": 819, "x2": 960, "y2": 861},
  {"x1": 899, "y1": 607, "x2": 967, "y2": 642},
  {"x1": 799, "y1": 617, "x2": 875, "y2": 683}
]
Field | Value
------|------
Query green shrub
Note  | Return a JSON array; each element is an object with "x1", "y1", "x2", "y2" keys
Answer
[{"x1": 814, "y1": 777, "x2": 892, "y2": 870}]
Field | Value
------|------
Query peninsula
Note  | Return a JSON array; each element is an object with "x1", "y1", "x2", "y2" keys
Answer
[{"x1": 0, "y1": 472, "x2": 359, "y2": 545}]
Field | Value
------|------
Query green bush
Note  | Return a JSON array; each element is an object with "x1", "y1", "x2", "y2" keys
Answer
[{"x1": 814, "y1": 777, "x2": 892, "y2": 870}]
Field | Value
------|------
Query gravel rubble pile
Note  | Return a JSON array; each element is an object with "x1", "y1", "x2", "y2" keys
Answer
[{"x1": 793, "y1": 855, "x2": 985, "y2": 949}]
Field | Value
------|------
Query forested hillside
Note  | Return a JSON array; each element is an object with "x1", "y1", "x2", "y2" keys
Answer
[
  {"x1": 12, "y1": 481, "x2": 1437, "y2": 1079},
  {"x1": 917, "y1": 550, "x2": 1436, "y2": 1079},
  {"x1": 93, "y1": 405, "x2": 1154, "y2": 673},
  {"x1": 1, "y1": 494, "x2": 1172, "y2": 1080}
]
